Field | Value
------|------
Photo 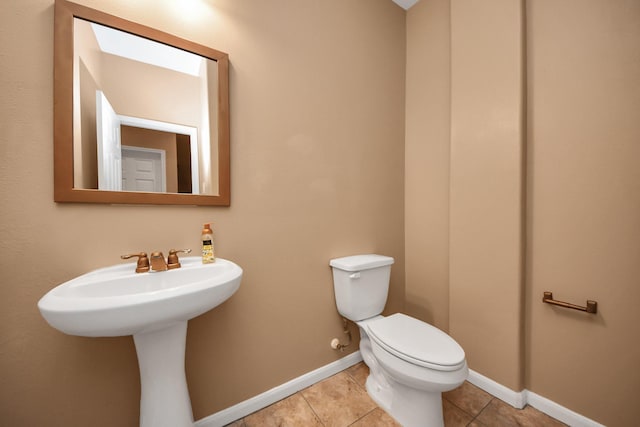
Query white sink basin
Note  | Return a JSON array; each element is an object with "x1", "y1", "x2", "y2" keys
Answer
[
  {"x1": 38, "y1": 256, "x2": 242, "y2": 427},
  {"x1": 38, "y1": 257, "x2": 242, "y2": 337}
]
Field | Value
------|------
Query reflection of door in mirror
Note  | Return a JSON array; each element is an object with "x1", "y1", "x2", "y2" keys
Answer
[
  {"x1": 96, "y1": 90, "x2": 122, "y2": 191},
  {"x1": 72, "y1": 17, "x2": 218, "y2": 195},
  {"x1": 122, "y1": 146, "x2": 165, "y2": 192},
  {"x1": 120, "y1": 126, "x2": 194, "y2": 193}
]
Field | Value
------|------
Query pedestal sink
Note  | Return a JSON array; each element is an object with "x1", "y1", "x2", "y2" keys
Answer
[{"x1": 38, "y1": 257, "x2": 242, "y2": 427}]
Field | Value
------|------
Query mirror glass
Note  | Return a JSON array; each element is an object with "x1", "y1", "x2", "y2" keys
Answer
[
  {"x1": 54, "y1": 0, "x2": 230, "y2": 205},
  {"x1": 73, "y1": 19, "x2": 218, "y2": 195}
]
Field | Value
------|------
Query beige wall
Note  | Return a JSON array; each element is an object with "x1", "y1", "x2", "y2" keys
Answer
[
  {"x1": 406, "y1": 0, "x2": 526, "y2": 391},
  {"x1": 404, "y1": 0, "x2": 451, "y2": 330},
  {"x1": 449, "y1": 0, "x2": 525, "y2": 391},
  {"x1": 525, "y1": 0, "x2": 640, "y2": 425},
  {"x1": 0, "y1": 1, "x2": 405, "y2": 426},
  {"x1": 406, "y1": 0, "x2": 640, "y2": 425}
]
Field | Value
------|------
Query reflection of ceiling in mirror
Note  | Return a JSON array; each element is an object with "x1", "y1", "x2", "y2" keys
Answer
[{"x1": 90, "y1": 22, "x2": 203, "y2": 76}]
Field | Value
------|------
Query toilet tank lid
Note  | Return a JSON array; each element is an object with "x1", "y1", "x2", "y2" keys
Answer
[{"x1": 329, "y1": 254, "x2": 394, "y2": 272}]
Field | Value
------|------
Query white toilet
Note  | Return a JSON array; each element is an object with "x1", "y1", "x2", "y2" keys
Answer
[{"x1": 330, "y1": 254, "x2": 468, "y2": 427}]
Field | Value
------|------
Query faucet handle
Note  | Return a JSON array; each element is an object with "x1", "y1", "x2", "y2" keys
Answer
[
  {"x1": 167, "y1": 249, "x2": 192, "y2": 270},
  {"x1": 121, "y1": 252, "x2": 150, "y2": 273}
]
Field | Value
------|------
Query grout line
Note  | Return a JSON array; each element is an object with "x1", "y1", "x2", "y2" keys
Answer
[
  {"x1": 343, "y1": 366, "x2": 381, "y2": 427},
  {"x1": 298, "y1": 391, "x2": 326, "y2": 426},
  {"x1": 343, "y1": 368, "x2": 372, "y2": 426},
  {"x1": 476, "y1": 396, "x2": 496, "y2": 416},
  {"x1": 441, "y1": 394, "x2": 481, "y2": 420},
  {"x1": 346, "y1": 408, "x2": 377, "y2": 427},
  {"x1": 466, "y1": 416, "x2": 484, "y2": 427},
  {"x1": 442, "y1": 387, "x2": 495, "y2": 426},
  {"x1": 468, "y1": 396, "x2": 495, "y2": 426}
]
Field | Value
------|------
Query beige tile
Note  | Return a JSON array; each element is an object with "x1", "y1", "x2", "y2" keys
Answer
[
  {"x1": 226, "y1": 368, "x2": 569, "y2": 427},
  {"x1": 243, "y1": 393, "x2": 322, "y2": 427},
  {"x1": 350, "y1": 407, "x2": 401, "y2": 426},
  {"x1": 443, "y1": 398, "x2": 474, "y2": 427},
  {"x1": 345, "y1": 362, "x2": 369, "y2": 388},
  {"x1": 301, "y1": 371, "x2": 377, "y2": 427},
  {"x1": 475, "y1": 399, "x2": 568, "y2": 427},
  {"x1": 443, "y1": 381, "x2": 493, "y2": 417}
]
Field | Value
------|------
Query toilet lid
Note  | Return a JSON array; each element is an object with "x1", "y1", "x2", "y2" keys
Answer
[{"x1": 367, "y1": 313, "x2": 466, "y2": 371}]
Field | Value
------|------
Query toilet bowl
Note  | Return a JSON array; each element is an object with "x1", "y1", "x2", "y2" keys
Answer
[
  {"x1": 358, "y1": 314, "x2": 468, "y2": 426},
  {"x1": 330, "y1": 255, "x2": 468, "y2": 427}
]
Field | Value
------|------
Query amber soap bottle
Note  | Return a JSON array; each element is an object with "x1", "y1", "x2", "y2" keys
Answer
[{"x1": 201, "y1": 223, "x2": 215, "y2": 264}]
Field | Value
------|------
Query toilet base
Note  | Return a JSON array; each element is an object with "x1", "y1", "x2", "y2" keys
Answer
[
  {"x1": 365, "y1": 369, "x2": 444, "y2": 427},
  {"x1": 356, "y1": 317, "x2": 467, "y2": 427}
]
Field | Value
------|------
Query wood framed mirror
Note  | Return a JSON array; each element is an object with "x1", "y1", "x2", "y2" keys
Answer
[{"x1": 54, "y1": 0, "x2": 230, "y2": 205}]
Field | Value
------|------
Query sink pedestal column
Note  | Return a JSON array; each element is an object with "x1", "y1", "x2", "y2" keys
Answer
[{"x1": 133, "y1": 321, "x2": 193, "y2": 427}]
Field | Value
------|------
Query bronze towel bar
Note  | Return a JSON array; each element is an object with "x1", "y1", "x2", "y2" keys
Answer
[{"x1": 543, "y1": 292, "x2": 597, "y2": 314}]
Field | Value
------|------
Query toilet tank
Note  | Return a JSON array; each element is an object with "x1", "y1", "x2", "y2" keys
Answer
[{"x1": 329, "y1": 254, "x2": 394, "y2": 321}]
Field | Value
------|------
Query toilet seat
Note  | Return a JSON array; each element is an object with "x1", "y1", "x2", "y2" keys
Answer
[{"x1": 366, "y1": 313, "x2": 465, "y2": 372}]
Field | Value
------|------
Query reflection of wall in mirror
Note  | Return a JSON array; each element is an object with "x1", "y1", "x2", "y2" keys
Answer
[
  {"x1": 74, "y1": 18, "x2": 102, "y2": 189},
  {"x1": 78, "y1": 61, "x2": 98, "y2": 189},
  {"x1": 203, "y1": 59, "x2": 218, "y2": 194},
  {"x1": 73, "y1": 18, "x2": 218, "y2": 194},
  {"x1": 100, "y1": 53, "x2": 201, "y2": 131}
]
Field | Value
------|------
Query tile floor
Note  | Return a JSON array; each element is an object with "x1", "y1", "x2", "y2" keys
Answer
[{"x1": 225, "y1": 362, "x2": 567, "y2": 427}]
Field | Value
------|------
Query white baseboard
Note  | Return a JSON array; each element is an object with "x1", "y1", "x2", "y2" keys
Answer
[
  {"x1": 194, "y1": 351, "x2": 363, "y2": 427},
  {"x1": 194, "y1": 355, "x2": 603, "y2": 427},
  {"x1": 468, "y1": 369, "x2": 605, "y2": 427},
  {"x1": 467, "y1": 369, "x2": 527, "y2": 409},
  {"x1": 524, "y1": 390, "x2": 606, "y2": 427}
]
